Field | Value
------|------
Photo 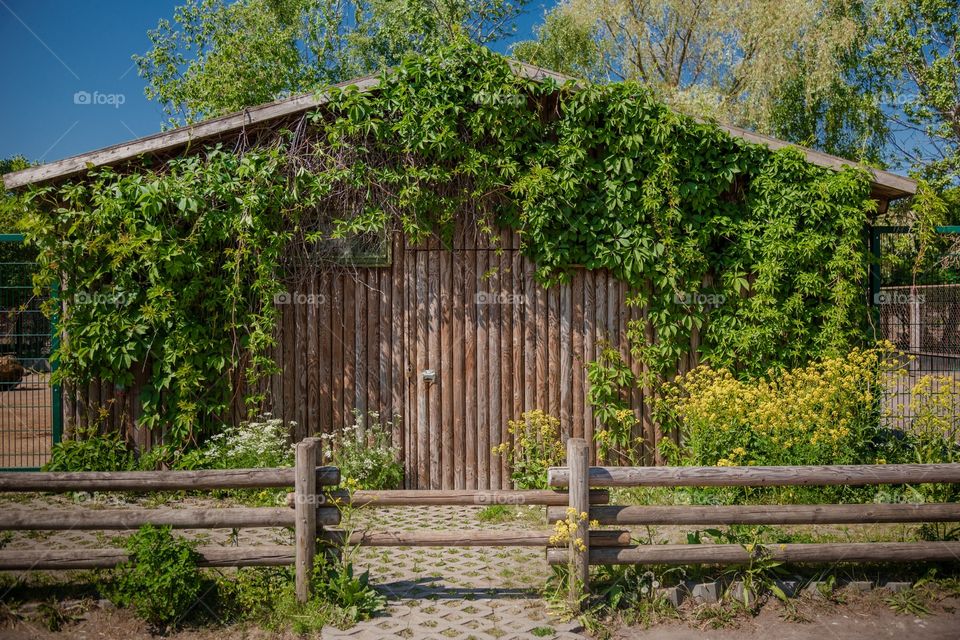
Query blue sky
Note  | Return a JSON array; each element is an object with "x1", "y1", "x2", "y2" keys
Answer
[{"x1": 0, "y1": 1, "x2": 553, "y2": 164}]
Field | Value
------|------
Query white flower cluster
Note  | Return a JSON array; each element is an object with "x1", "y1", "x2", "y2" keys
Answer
[{"x1": 203, "y1": 413, "x2": 295, "y2": 468}]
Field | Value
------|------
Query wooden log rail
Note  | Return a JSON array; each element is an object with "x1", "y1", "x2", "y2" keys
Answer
[
  {"x1": 547, "y1": 503, "x2": 960, "y2": 526},
  {"x1": 285, "y1": 489, "x2": 610, "y2": 507},
  {"x1": 0, "y1": 467, "x2": 340, "y2": 492},
  {"x1": 546, "y1": 542, "x2": 960, "y2": 566},
  {"x1": 547, "y1": 462, "x2": 960, "y2": 488},
  {"x1": 320, "y1": 529, "x2": 632, "y2": 547},
  {"x1": 553, "y1": 440, "x2": 960, "y2": 604}
]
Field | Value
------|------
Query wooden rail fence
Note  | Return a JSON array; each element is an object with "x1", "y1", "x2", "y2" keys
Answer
[
  {"x1": 548, "y1": 438, "x2": 960, "y2": 609},
  {"x1": 0, "y1": 438, "x2": 620, "y2": 602}
]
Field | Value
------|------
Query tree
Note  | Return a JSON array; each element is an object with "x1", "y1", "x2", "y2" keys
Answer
[
  {"x1": 135, "y1": 0, "x2": 529, "y2": 125},
  {"x1": 513, "y1": 0, "x2": 884, "y2": 160},
  {"x1": 865, "y1": 0, "x2": 960, "y2": 188}
]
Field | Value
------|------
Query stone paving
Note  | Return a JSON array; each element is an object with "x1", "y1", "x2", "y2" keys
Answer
[
  {"x1": 331, "y1": 505, "x2": 585, "y2": 639},
  {"x1": 0, "y1": 495, "x2": 587, "y2": 640}
]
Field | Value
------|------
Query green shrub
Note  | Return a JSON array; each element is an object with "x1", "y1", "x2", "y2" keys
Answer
[
  {"x1": 44, "y1": 426, "x2": 134, "y2": 472},
  {"x1": 105, "y1": 525, "x2": 203, "y2": 629},
  {"x1": 324, "y1": 411, "x2": 403, "y2": 490}
]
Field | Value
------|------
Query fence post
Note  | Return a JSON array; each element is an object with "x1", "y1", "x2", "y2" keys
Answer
[
  {"x1": 567, "y1": 437, "x2": 590, "y2": 610},
  {"x1": 295, "y1": 437, "x2": 320, "y2": 603}
]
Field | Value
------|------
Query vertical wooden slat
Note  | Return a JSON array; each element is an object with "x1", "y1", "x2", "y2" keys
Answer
[
  {"x1": 511, "y1": 249, "x2": 524, "y2": 483},
  {"x1": 428, "y1": 251, "x2": 442, "y2": 489},
  {"x1": 391, "y1": 235, "x2": 405, "y2": 449},
  {"x1": 440, "y1": 250, "x2": 454, "y2": 489},
  {"x1": 499, "y1": 242, "x2": 513, "y2": 488},
  {"x1": 296, "y1": 285, "x2": 308, "y2": 440},
  {"x1": 342, "y1": 277, "x2": 356, "y2": 435},
  {"x1": 548, "y1": 285, "x2": 560, "y2": 422},
  {"x1": 476, "y1": 250, "x2": 489, "y2": 490},
  {"x1": 535, "y1": 279, "x2": 547, "y2": 412},
  {"x1": 282, "y1": 301, "x2": 295, "y2": 431},
  {"x1": 416, "y1": 251, "x2": 429, "y2": 489},
  {"x1": 560, "y1": 282, "x2": 572, "y2": 440},
  {"x1": 318, "y1": 275, "x2": 332, "y2": 437},
  {"x1": 523, "y1": 257, "x2": 536, "y2": 415},
  {"x1": 464, "y1": 247, "x2": 478, "y2": 490},
  {"x1": 307, "y1": 278, "x2": 320, "y2": 438},
  {"x1": 488, "y1": 251, "x2": 502, "y2": 489},
  {"x1": 355, "y1": 274, "x2": 368, "y2": 433},
  {"x1": 628, "y1": 299, "x2": 643, "y2": 464},
  {"x1": 380, "y1": 268, "x2": 392, "y2": 430},
  {"x1": 330, "y1": 275, "x2": 344, "y2": 437},
  {"x1": 583, "y1": 269, "x2": 595, "y2": 462},
  {"x1": 572, "y1": 273, "x2": 584, "y2": 439},
  {"x1": 366, "y1": 271, "x2": 379, "y2": 434},
  {"x1": 452, "y1": 249, "x2": 466, "y2": 490},
  {"x1": 405, "y1": 242, "x2": 417, "y2": 488},
  {"x1": 270, "y1": 299, "x2": 283, "y2": 420},
  {"x1": 595, "y1": 272, "x2": 607, "y2": 463}
]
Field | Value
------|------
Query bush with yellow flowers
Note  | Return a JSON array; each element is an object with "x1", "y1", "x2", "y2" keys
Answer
[
  {"x1": 494, "y1": 410, "x2": 566, "y2": 489},
  {"x1": 656, "y1": 344, "x2": 960, "y2": 502}
]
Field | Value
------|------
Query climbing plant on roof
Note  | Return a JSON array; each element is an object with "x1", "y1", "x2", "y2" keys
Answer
[{"x1": 16, "y1": 37, "x2": 878, "y2": 445}]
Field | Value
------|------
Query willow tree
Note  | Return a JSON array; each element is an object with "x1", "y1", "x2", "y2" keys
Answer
[{"x1": 514, "y1": 0, "x2": 885, "y2": 160}]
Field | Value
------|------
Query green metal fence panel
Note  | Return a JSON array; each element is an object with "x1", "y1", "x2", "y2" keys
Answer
[
  {"x1": 0, "y1": 237, "x2": 59, "y2": 470},
  {"x1": 870, "y1": 226, "x2": 959, "y2": 433}
]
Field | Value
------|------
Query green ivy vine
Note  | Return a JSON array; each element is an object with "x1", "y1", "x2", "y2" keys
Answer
[{"x1": 16, "y1": 38, "x2": 878, "y2": 445}]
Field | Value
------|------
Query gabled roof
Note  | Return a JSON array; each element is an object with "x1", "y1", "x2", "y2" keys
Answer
[{"x1": 2, "y1": 61, "x2": 915, "y2": 200}]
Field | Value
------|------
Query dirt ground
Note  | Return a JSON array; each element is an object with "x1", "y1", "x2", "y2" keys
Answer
[
  {"x1": 1, "y1": 591, "x2": 959, "y2": 640},
  {"x1": 0, "y1": 372, "x2": 52, "y2": 469}
]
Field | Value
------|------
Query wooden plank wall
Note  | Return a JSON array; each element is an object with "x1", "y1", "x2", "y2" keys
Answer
[{"x1": 63, "y1": 227, "x2": 700, "y2": 488}]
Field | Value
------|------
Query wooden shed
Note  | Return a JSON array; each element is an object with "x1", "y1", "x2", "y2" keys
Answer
[{"x1": 2, "y1": 63, "x2": 918, "y2": 488}]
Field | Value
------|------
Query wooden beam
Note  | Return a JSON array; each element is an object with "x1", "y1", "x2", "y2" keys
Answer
[
  {"x1": 0, "y1": 467, "x2": 340, "y2": 492},
  {"x1": 548, "y1": 503, "x2": 960, "y2": 526},
  {"x1": 548, "y1": 463, "x2": 960, "y2": 488},
  {"x1": 547, "y1": 542, "x2": 960, "y2": 566},
  {"x1": 0, "y1": 546, "x2": 294, "y2": 570},
  {"x1": 318, "y1": 528, "x2": 631, "y2": 547},
  {"x1": 346, "y1": 489, "x2": 609, "y2": 506},
  {"x1": 0, "y1": 507, "x2": 293, "y2": 530}
]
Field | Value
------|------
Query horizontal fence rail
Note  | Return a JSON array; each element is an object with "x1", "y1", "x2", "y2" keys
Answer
[
  {"x1": 285, "y1": 489, "x2": 610, "y2": 508},
  {"x1": 0, "y1": 546, "x2": 296, "y2": 570},
  {"x1": 546, "y1": 542, "x2": 960, "y2": 566},
  {"x1": 320, "y1": 529, "x2": 632, "y2": 547},
  {"x1": 548, "y1": 463, "x2": 960, "y2": 488},
  {"x1": 0, "y1": 467, "x2": 341, "y2": 492},
  {"x1": 547, "y1": 503, "x2": 960, "y2": 526},
  {"x1": 0, "y1": 507, "x2": 295, "y2": 530}
]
